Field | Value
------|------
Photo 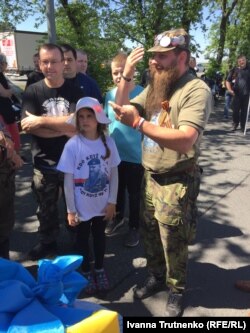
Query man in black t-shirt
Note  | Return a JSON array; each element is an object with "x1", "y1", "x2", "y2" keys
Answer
[
  {"x1": 226, "y1": 55, "x2": 250, "y2": 131},
  {"x1": 21, "y1": 43, "x2": 84, "y2": 260}
]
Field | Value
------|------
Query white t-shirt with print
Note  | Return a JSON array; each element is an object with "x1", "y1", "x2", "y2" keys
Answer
[{"x1": 57, "y1": 134, "x2": 120, "y2": 221}]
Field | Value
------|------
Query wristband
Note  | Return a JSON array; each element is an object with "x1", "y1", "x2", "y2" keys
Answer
[
  {"x1": 132, "y1": 117, "x2": 145, "y2": 130},
  {"x1": 136, "y1": 117, "x2": 145, "y2": 131},
  {"x1": 122, "y1": 74, "x2": 132, "y2": 82}
]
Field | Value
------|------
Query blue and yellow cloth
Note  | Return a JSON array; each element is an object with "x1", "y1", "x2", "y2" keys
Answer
[{"x1": 0, "y1": 255, "x2": 119, "y2": 332}]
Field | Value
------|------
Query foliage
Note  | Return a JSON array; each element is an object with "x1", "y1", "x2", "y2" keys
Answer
[
  {"x1": 0, "y1": 20, "x2": 15, "y2": 31},
  {"x1": 54, "y1": 0, "x2": 205, "y2": 93},
  {"x1": 225, "y1": 0, "x2": 250, "y2": 62},
  {"x1": 0, "y1": 1, "x2": 45, "y2": 27},
  {"x1": 101, "y1": 0, "x2": 205, "y2": 89},
  {"x1": 0, "y1": 0, "x2": 207, "y2": 92},
  {"x1": 1, "y1": 0, "x2": 249, "y2": 90},
  {"x1": 103, "y1": 1, "x2": 204, "y2": 66},
  {"x1": 55, "y1": 0, "x2": 119, "y2": 94},
  {"x1": 205, "y1": 0, "x2": 249, "y2": 74}
]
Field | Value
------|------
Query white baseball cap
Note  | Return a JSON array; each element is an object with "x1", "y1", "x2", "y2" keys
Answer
[{"x1": 70, "y1": 97, "x2": 111, "y2": 125}]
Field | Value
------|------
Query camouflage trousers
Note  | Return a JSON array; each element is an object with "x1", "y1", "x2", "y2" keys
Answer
[
  {"x1": 0, "y1": 162, "x2": 15, "y2": 243},
  {"x1": 32, "y1": 168, "x2": 66, "y2": 243},
  {"x1": 140, "y1": 166, "x2": 202, "y2": 292}
]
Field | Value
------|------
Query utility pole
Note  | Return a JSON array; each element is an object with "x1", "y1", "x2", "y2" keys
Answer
[{"x1": 46, "y1": 0, "x2": 56, "y2": 43}]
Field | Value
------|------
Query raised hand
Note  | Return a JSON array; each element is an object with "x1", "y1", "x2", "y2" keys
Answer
[{"x1": 123, "y1": 47, "x2": 145, "y2": 78}]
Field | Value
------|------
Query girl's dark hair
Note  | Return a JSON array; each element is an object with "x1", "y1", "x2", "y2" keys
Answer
[
  {"x1": 98, "y1": 124, "x2": 111, "y2": 160},
  {"x1": 76, "y1": 109, "x2": 111, "y2": 160}
]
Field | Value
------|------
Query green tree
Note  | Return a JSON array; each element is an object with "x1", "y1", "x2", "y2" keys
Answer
[
  {"x1": 54, "y1": 0, "x2": 206, "y2": 92},
  {"x1": 0, "y1": 21, "x2": 15, "y2": 31},
  {"x1": 0, "y1": 0, "x2": 219, "y2": 92},
  {"x1": 55, "y1": 0, "x2": 121, "y2": 94},
  {"x1": 225, "y1": 0, "x2": 250, "y2": 64},
  {"x1": 101, "y1": 0, "x2": 205, "y2": 80},
  {"x1": 0, "y1": 1, "x2": 45, "y2": 28},
  {"x1": 215, "y1": 0, "x2": 239, "y2": 66},
  {"x1": 204, "y1": 0, "x2": 250, "y2": 75}
]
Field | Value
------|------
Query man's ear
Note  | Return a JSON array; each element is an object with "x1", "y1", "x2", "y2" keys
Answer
[{"x1": 178, "y1": 50, "x2": 188, "y2": 65}]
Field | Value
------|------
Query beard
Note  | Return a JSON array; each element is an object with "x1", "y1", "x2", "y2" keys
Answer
[{"x1": 145, "y1": 61, "x2": 180, "y2": 119}]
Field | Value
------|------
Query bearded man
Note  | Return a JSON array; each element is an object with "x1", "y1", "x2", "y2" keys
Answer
[{"x1": 110, "y1": 28, "x2": 213, "y2": 317}]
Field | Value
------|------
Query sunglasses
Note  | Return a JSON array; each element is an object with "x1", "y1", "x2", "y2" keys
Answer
[{"x1": 154, "y1": 34, "x2": 186, "y2": 48}]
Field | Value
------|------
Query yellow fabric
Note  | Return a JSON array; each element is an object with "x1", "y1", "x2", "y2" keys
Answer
[{"x1": 67, "y1": 309, "x2": 120, "y2": 333}]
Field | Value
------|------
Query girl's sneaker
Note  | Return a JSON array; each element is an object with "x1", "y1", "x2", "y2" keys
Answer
[
  {"x1": 95, "y1": 269, "x2": 109, "y2": 292},
  {"x1": 82, "y1": 271, "x2": 97, "y2": 295}
]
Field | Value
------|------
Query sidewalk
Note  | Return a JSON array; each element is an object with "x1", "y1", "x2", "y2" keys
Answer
[{"x1": 11, "y1": 99, "x2": 250, "y2": 317}]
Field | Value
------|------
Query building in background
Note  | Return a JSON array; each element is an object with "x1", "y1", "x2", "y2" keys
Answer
[{"x1": 0, "y1": 30, "x2": 47, "y2": 76}]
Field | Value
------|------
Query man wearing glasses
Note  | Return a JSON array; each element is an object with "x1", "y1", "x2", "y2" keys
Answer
[{"x1": 21, "y1": 43, "x2": 84, "y2": 261}]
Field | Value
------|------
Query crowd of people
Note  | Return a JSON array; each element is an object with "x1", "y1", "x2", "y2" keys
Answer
[{"x1": 0, "y1": 28, "x2": 249, "y2": 317}]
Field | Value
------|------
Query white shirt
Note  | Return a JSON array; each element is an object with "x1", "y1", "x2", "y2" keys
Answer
[{"x1": 57, "y1": 133, "x2": 120, "y2": 221}]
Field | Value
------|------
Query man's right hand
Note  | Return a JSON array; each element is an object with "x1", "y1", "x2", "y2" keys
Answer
[{"x1": 21, "y1": 111, "x2": 42, "y2": 132}]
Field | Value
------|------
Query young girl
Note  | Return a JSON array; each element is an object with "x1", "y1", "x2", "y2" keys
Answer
[{"x1": 57, "y1": 97, "x2": 120, "y2": 295}]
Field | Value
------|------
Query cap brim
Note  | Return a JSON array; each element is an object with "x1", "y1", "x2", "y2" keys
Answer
[
  {"x1": 67, "y1": 109, "x2": 111, "y2": 126},
  {"x1": 147, "y1": 46, "x2": 176, "y2": 53},
  {"x1": 95, "y1": 114, "x2": 111, "y2": 124}
]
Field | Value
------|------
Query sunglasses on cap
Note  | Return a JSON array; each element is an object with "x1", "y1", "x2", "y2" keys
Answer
[{"x1": 154, "y1": 33, "x2": 186, "y2": 48}]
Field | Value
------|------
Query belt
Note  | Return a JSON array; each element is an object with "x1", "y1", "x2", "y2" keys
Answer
[{"x1": 151, "y1": 165, "x2": 196, "y2": 179}]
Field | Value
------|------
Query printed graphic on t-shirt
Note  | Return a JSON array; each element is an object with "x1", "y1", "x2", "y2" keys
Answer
[
  {"x1": 42, "y1": 97, "x2": 70, "y2": 116},
  {"x1": 74, "y1": 155, "x2": 109, "y2": 196},
  {"x1": 143, "y1": 113, "x2": 160, "y2": 152}
]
